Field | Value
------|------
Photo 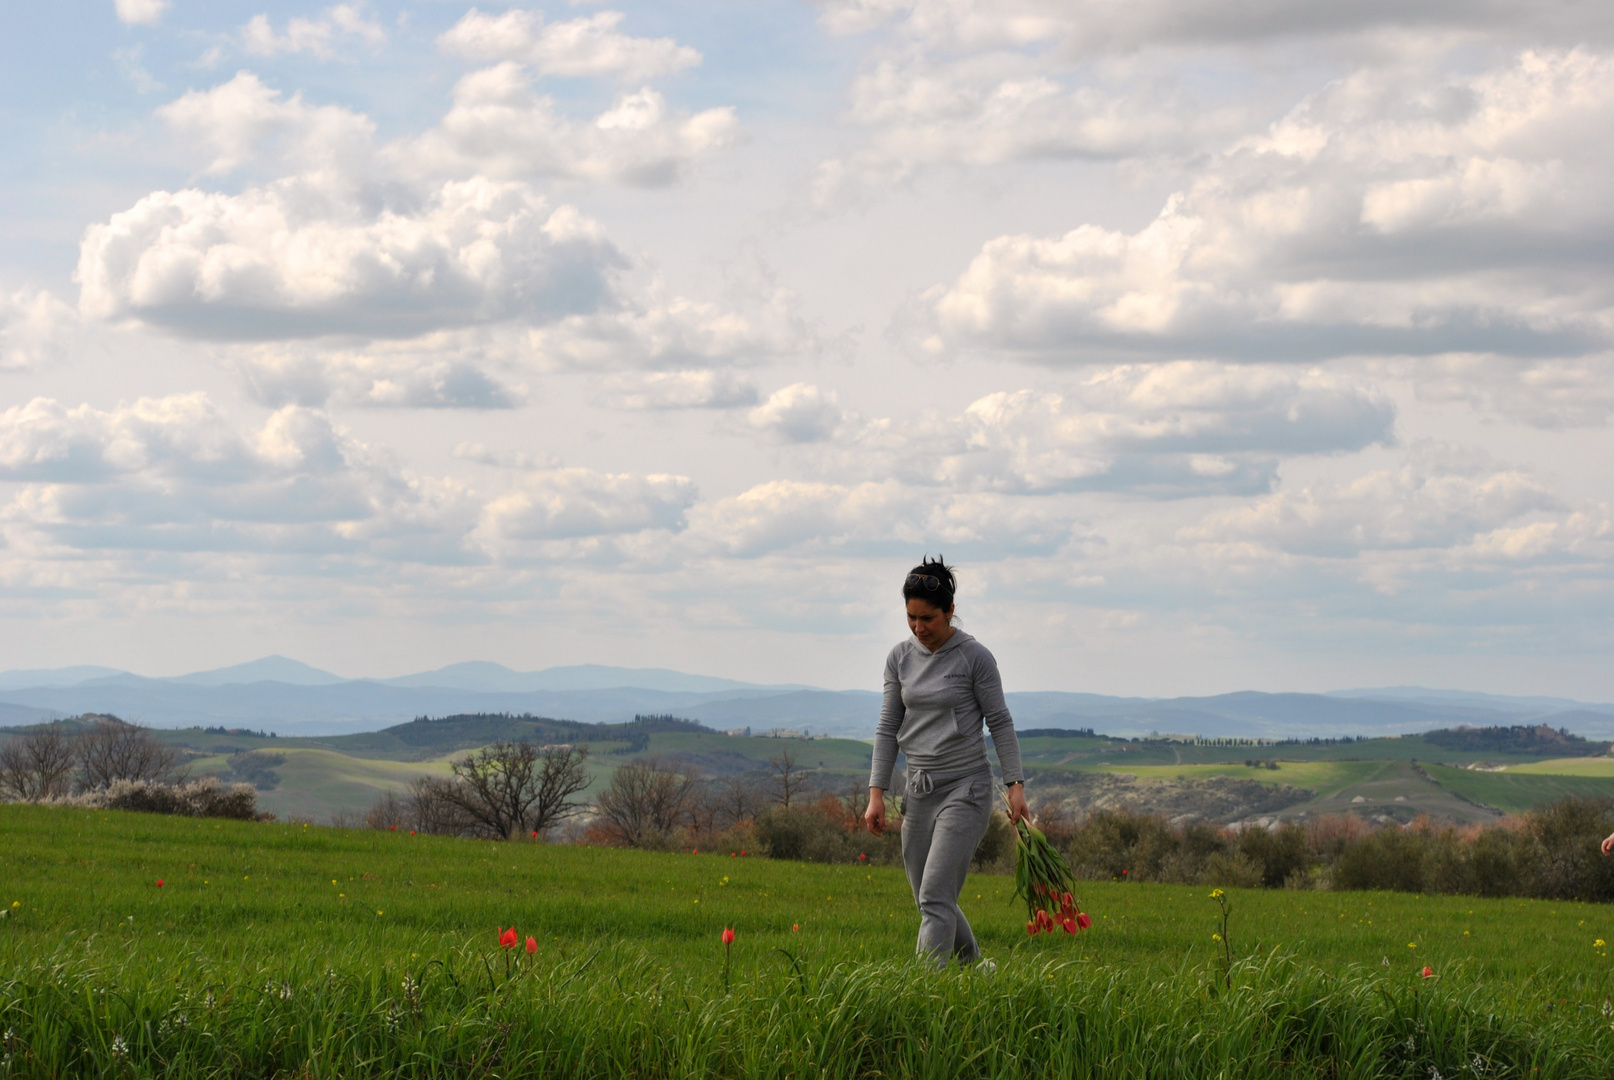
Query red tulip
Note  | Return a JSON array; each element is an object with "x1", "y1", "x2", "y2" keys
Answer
[
  {"x1": 721, "y1": 927, "x2": 735, "y2": 945},
  {"x1": 1026, "y1": 921, "x2": 1038, "y2": 936},
  {"x1": 740, "y1": 850, "x2": 747, "y2": 856},
  {"x1": 1062, "y1": 892, "x2": 1072, "y2": 907},
  {"x1": 499, "y1": 927, "x2": 518, "y2": 950},
  {"x1": 1421, "y1": 966, "x2": 1434, "y2": 979},
  {"x1": 155, "y1": 878, "x2": 164, "y2": 888},
  {"x1": 525, "y1": 936, "x2": 537, "y2": 955},
  {"x1": 1076, "y1": 912, "x2": 1092, "y2": 929},
  {"x1": 730, "y1": 852, "x2": 736, "y2": 857},
  {"x1": 792, "y1": 923, "x2": 799, "y2": 932},
  {"x1": 531, "y1": 831, "x2": 538, "y2": 839},
  {"x1": 409, "y1": 830, "x2": 415, "y2": 836},
  {"x1": 1062, "y1": 918, "x2": 1077, "y2": 934}
]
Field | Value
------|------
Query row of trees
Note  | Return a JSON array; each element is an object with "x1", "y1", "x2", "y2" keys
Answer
[{"x1": 0, "y1": 718, "x2": 179, "y2": 800}]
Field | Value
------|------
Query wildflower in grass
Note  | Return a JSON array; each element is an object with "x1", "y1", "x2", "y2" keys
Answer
[
  {"x1": 792, "y1": 923, "x2": 799, "y2": 933},
  {"x1": 721, "y1": 927, "x2": 735, "y2": 991},
  {"x1": 1076, "y1": 912, "x2": 1091, "y2": 929},
  {"x1": 1025, "y1": 920, "x2": 1037, "y2": 936},
  {"x1": 1421, "y1": 966, "x2": 1434, "y2": 979},
  {"x1": 389, "y1": 825, "x2": 395, "y2": 831},
  {"x1": 525, "y1": 936, "x2": 537, "y2": 955},
  {"x1": 1061, "y1": 917, "x2": 1077, "y2": 934},
  {"x1": 1596, "y1": 939, "x2": 1606, "y2": 949},
  {"x1": 156, "y1": 878, "x2": 164, "y2": 888},
  {"x1": 499, "y1": 927, "x2": 519, "y2": 950},
  {"x1": 111, "y1": 1035, "x2": 127, "y2": 1056}
]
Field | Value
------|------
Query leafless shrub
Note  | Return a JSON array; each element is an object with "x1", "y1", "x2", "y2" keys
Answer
[
  {"x1": 593, "y1": 757, "x2": 698, "y2": 848},
  {"x1": 0, "y1": 725, "x2": 77, "y2": 801},
  {"x1": 76, "y1": 717, "x2": 178, "y2": 790},
  {"x1": 365, "y1": 790, "x2": 407, "y2": 830},
  {"x1": 329, "y1": 809, "x2": 362, "y2": 830},
  {"x1": 438, "y1": 741, "x2": 591, "y2": 840}
]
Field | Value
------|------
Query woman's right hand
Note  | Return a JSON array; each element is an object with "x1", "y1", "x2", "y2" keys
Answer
[
  {"x1": 1602, "y1": 831, "x2": 1614, "y2": 857},
  {"x1": 865, "y1": 788, "x2": 887, "y2": 836}
]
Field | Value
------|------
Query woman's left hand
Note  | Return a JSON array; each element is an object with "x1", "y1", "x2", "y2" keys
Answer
[{"x1": 1006, "y1": 783, "x2": 1030, "y2": 825}]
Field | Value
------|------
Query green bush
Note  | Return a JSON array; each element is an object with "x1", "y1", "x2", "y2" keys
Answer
[{"x1": 1333, "y1": 827, "x2": 1429, "y2": 893}]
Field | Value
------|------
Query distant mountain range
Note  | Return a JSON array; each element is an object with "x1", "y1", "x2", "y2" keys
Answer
[{"x1": 2, "y1": 656, "x2": 1612, "y2": 741}]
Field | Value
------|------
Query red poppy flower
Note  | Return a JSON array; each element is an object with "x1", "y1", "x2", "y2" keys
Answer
[
  {"x1": 792, "y1": 923, "x2": 799, "y2": 932},
  {"x1": 721, "y1": 927, "x2": 735, "y2": 945},
  {"x1": 1076, "y1": 912, "x2": 1092, "y2": 929},
  {"x1": 499, "y1": 927, "x2": 518, "y2": 950},
  {"x1": 155, "y1": 878, "x2": 164, "y2": 888},
  {"x1": 525, "y1": 936, "x2": 537, "y2": 955},
  {"x1": 1421, "y1": 966, "x2": 1434, "y2": 979}
]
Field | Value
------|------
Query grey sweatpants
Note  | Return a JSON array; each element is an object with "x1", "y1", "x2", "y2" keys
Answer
[{"x1": 901, "y1": 767, "x2": 993, "y2": 967}]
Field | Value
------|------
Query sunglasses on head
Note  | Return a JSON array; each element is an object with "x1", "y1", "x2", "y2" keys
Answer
[{"x1": 906, "y1": 573, "x2": 948, "y2": 592}]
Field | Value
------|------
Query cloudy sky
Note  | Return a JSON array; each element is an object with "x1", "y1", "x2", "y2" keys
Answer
[{"x1": 2, "y1": 0, "x2": 1611, "y2": 697}]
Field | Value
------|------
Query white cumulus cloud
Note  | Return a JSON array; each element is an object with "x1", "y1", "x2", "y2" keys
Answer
[
  {"x1": 113, "y1": 0, "x2": 169, "y2": 27},
  {"x1": 915, "y1": 50, "x2": 1614, "y2": 368},
  {"x1": 241, "y1": 5, "x2": 387, "y2": 59},
  {"x1": 439, "y1": 8, "x2": 701, "y2": 81},
  {"x1": 602, "y1": 370, "x2": 759, "y2": 410},
  {"x1": 1, "y1": 288, "x2": 78, "y2": 371},
  {"x1": 1183, "y1": 443, "x2": 1566, "y2": 557},
  {"x1": 407, "y1": 63, "x2": 736, "y2": 188},
  {"x1": 76, "y1": 177, "x2": 622, "y2": 340}
]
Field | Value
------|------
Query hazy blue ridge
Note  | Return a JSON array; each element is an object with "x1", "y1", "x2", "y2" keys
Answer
[{"x1": 2, "y1": 658, "x2": 1612, "y2": 740}]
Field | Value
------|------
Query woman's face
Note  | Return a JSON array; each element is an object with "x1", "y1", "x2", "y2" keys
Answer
[{"x1": 906, "y1": 597, "x2": 955, "y2": 651}]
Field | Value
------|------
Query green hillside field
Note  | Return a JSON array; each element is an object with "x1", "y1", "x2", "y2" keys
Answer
[{"x1": 3, "y1": 803, "x2": 1614, "y2": 1078}]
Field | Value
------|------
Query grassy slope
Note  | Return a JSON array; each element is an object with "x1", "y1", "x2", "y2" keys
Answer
[
  {"x1": 189, "y1": 748, "x2": 457, "y2": 822},
  {"x1": 1421, "y1": 763, "x2": 1614, "y2": 815},
  {"x1": 4, "y1": 804, "x2": 1614, "y2": 1078},
  {"x1": 4, "y1": 803, "x2": 1613, "y2": 981},
  {"x1": 1514, "y1": 758, "x2": 1614, "y2": 777}
]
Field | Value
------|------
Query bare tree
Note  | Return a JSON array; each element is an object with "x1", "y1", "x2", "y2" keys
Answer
[
  {"x1": 843, "y1": 780, "x2": 870, "y2": 824},
  {"x1": 768, "y1": 749, "x2": 813, "y2": 809},
  {"x1": 440, "y1": 741, "x2": 590, "y2": 840},
  {"x1": 684, "y1": 778, "x2": 723, "y2": 839},
  {"x1": 406, "y1": 776, "x2": 473, "y2": 836},
  {"x1": 717, "y1": 773, "x2": 766, "y2": 827},
  {"x1": 0, "y1": 725, "x2": 77, "y2": 801},
  {"x1": 593, "y1": 757, "x2": 698, "y2": 847},
  {"x1": 76, "y1": 717, "x2": 178, "y2": 790}
]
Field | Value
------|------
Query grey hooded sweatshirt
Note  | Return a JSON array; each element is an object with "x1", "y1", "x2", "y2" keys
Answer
[{"x1": 868, "y1": 628, "x2": 1024, "y2": 792}]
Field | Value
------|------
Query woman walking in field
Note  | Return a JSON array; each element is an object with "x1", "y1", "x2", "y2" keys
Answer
[{"x1": 864, "y1": 556, "x2": 1030, "y2": 968}]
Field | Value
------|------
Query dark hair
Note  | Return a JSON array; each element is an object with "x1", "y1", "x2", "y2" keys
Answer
[{"x1": 902, "y1": 555, "x2": 956, "y2": 610}]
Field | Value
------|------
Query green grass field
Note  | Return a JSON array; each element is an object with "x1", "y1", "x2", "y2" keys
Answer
[{"x1": 4, "y1": 804, "x2": 1614, "y2": 1078}]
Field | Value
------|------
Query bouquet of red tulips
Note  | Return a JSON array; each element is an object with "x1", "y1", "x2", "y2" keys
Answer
[{"x1": 1013, "y1": 817, "x2": 1091, "y2": 936}]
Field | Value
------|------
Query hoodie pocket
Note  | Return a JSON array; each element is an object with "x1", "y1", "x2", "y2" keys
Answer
[{"x1": 952, "y1": 705, "x2": 979, "y2": 738}]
